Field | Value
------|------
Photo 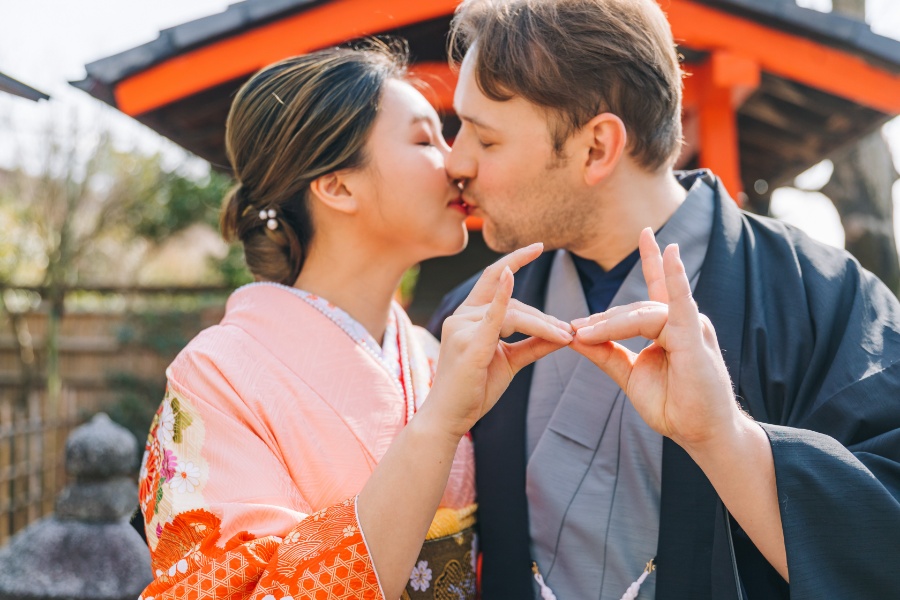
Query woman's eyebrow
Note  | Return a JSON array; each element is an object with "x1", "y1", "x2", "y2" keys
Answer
[{"x1": 410, "y1": 114, "x2": 441, "y2": 128}]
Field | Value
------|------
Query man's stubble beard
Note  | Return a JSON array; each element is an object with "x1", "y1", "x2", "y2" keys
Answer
[{"x1": 482, "y1": 182, "x2": 593, "y2": 255}]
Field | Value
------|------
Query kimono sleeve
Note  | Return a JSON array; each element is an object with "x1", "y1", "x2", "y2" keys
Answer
[
  {"x1": 759, "y1": 365, "x2": 900, "y2": 598},
  {"x1": 137, "y1": 380, "x2": 384, "y2": 600},
  {"x1": 753, "y1": 266, "x2": 900, "y2": 598}
]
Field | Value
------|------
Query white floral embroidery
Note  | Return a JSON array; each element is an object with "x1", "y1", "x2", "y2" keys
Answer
[
  {"x1": 169, "y1": 461, "x2": 200, "y2": 494},
  {"x1": 167, "y1": 558, "x2": 189, "y2": 576},
  {"x1": 342, "y1": 524, "x2": 358, "y2": 537},
  {"x1": 409, "y1": 560, "x2": 433, "y2": 592},
  {"x1": 285, "y1": 530, "x2": 302, "y2": 544},
  {"x1": 158, "y1": 401, "x2": 176, "y2": 444}
]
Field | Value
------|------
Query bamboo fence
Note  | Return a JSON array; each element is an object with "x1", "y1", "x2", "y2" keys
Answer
[{"x1": 0, "y1": 304, "x2": 225, "y2": 544}]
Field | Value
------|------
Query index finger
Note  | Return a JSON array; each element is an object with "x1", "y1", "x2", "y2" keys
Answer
[
  {"x1": 639, "y1": 228, "x2": 667, "y2": 303},
  {"x1": 487, "y1": 243, "x2": 544, "y2": 277},
  {"x1": 466, "y1": 242, "x2": 544, "y2": 305}
]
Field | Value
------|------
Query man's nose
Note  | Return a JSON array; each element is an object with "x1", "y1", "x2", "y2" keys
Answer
[{"x1": 446, "y1": 137, "x2": 475, "y2": 183}]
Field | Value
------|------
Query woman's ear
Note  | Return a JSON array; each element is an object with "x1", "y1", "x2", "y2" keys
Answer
[
  {"x1": 308, "y1": 171, "x2": 358, "y2": 215},
  {"x1": 582, "y1": 113, "x2": 627, "y2": 186}
]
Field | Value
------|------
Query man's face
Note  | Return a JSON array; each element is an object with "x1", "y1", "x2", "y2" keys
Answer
[{"x1": 447, "y1": 51, "x2": 591, "y2": 253}]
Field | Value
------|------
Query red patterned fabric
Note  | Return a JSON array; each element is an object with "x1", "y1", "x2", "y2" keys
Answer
[{"x1": 140, "y1": 500, "x2": 380, "y2": 599}]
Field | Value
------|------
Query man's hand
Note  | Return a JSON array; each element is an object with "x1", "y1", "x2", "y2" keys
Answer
[
  {"x1": 569, "y1": 228, "x2": 741, "y2": 450},
  {"x1": 570, "y1": 228, "x2": 788, "y2": 580}
]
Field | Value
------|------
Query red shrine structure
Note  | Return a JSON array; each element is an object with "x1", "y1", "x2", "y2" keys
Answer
[{"x1": 73, "y1": 0, "x2": 900, "y2": 318}]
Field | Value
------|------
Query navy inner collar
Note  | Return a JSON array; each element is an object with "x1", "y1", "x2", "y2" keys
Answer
[{"x1": 569, "y1": 247, "x2": 642, "y2": 315}]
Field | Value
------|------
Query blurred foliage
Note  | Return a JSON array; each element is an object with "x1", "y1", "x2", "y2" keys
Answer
[
  {"x1": 105, "y1": 372, "x2": 166, "y2": 445},
  {"x1": 0, "y1": 124, "x2": 250, "y2": 289},
  {"x1": 127, "y1": 166, "x2": 230, "y2": 242},
  {"x1": 108, "y1": 309, "x2": 207, "y2": 441},
  {"x1": 116, "y1": 309, "x2": 202, "y2": 355},
  {"x1": 217, "y1": 244, "x2": 254, "y2": 289},
  {"x1": 0, "y1": 122, "x2": 251, "y2": 418},
  {"x1": 397, "y1": 264, "x2": 421, "y2": 308}
]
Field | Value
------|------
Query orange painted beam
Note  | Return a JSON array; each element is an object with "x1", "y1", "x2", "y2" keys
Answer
[
  {"x1": 117, "y1": 0, "x2": 900, "y2": 119},
  {"x1": 695, "y1": 60, "x2": 743, "y2": 201},
  {"x1": 115, "y1": 0, "x2": 459, "y2": 116},
  {"x1": 710, "y1": 50, "x2": 760, "y2": 92},
  {"x1": 683, "y1": 69, "x2": 700, "y2": 113},
  {"x1": 681, "y1": 52, "x2": 757, "y2": 190},
  {"x1": 465, "y1": 216, "x2": 483, "y2": 231},
  {"x1": 683, "y1": 52, "x2": 759, "y2": 113},
  {"x1": 665, "y1": 0, "x2": 900, "y2": 114}
]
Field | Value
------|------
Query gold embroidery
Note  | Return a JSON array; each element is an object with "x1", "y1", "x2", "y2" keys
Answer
[
  {"x1": 405, "y1": 527, "x2": 477, "y2": 599},
  {"x1": 434, "y1": 559, "x2": 475, "y2": 600}
]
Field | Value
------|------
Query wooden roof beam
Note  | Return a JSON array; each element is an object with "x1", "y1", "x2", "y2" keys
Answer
[
  {"x1": 666, "y1": 0, "x2": 900, "y2": 115},
  {"x1": 684, "y1": 51, "x2": 760, "y2": 201}
]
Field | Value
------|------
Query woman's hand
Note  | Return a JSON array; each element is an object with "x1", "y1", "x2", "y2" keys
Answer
[
  {"x1": 359, "y1": 244, "x2": 571, "y2": 598},
  {"x1": 428, "y1": 244, "x2": 573, "y2": 440}
]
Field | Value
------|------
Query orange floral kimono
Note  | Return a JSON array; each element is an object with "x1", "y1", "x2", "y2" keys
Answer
[{"x1": 138, "y1": 283, "x2": 476, "y2": 599}]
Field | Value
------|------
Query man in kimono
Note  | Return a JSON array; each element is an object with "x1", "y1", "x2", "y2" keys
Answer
[{"x1": 429, "y1": 0, "x2": 900, "y2": 598}]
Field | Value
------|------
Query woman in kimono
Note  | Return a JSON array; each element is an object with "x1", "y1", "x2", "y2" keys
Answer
[{"x1": 137, "y1": 43, "x2": 573, "y2": 600}]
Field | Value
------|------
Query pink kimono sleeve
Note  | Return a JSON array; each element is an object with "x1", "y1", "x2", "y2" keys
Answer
[{"x1": 137, "y1": 380, "x2": 384, "y2": 599}]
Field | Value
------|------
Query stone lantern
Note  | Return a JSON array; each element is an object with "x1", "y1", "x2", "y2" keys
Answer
[{"x1": 0, "y1": 412, "x2": 152, "y2": 599}]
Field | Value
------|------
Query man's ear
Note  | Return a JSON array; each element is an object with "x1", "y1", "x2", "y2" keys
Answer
[
  {"x1": 582, "y1": 113, "x2": 627, "y2": 186},
  {"x1": 308, "y1": 171, "x2": 358, "y2": 215}
]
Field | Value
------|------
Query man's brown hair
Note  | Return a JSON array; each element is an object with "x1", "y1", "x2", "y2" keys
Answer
[{"x1": 450, "y1": 0, "x2": 684, "y2": 171}]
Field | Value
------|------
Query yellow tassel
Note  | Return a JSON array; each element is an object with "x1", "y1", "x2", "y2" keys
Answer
[{"x1": 425, "y1": 503, "x2": 477, "y2": 540}]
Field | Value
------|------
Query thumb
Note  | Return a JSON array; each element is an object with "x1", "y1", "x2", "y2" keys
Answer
[
  {"x1": 505, "y1": 337, "x2": 568, "y2": 374},
  {"x1": 569, "y1": 339, "x2": 636, "y2": 390}
]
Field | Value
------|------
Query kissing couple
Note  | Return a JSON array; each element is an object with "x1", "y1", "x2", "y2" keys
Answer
[{"x1": 137, "y1": 1, "x2": 900, "y2": 599}]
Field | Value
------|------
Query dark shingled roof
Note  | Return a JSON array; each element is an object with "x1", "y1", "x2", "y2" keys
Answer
[
  {"x1": 701, "y1": 0, "x2": 900, "y2": 71},
  {"x1": 72, "y1": 0, "x2": 318, "y2": 102},
  {"x1": 0, "y1": 72, "x2": 50, "y2": 102},
  {"x1": 72, "y1": 0, "x2": 900, "y2": 101}
]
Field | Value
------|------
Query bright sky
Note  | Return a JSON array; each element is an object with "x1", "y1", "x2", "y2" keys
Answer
[{"x1": 1, "y1": 0, "x2": 899, "y2": 252}]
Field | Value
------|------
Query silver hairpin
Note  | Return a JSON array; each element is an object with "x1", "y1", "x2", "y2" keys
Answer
[{"x1": 259, "y1": 208, "x2": 278, "y2": 230}]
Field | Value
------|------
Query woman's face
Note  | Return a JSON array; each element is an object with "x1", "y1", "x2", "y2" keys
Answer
[{"x1": 350, "y1": 79, "x2": 469, "y2": 262}]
